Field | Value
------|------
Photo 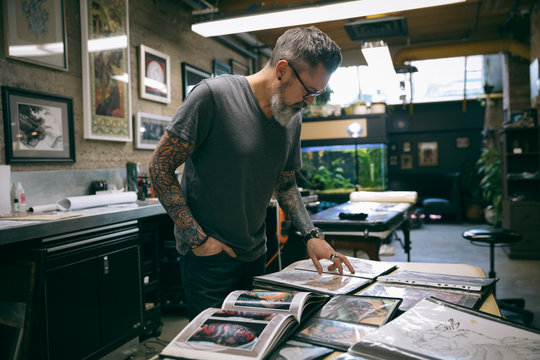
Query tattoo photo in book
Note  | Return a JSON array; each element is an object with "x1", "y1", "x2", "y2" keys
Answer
[
  {"x1": 267, "y1": 340, "x2": 334, "y2": 360},
  {"x1": 348, "y1": 297, "x2": 540, "y2": 360},
  {"x1": 160, "y1": 290, "x2": 328, "y2": 360},
  {"x1": 293, "y1": 295, "x2": 401, "y2": 351}
]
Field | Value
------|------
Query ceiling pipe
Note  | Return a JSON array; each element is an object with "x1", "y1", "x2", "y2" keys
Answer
[{"x1": 393, "y1": 38, "x2": 530, "y2": 64}]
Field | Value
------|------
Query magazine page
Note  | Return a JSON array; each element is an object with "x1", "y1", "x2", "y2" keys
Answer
[
  {"x1": 350, "y1": 297, "x2": 540, "y2": 360},
  {"x1": 267, "y1": 339, "x2": 334, "y2": 360},
  {"x1": 294, "y1": 257, "x2": 397, "y2": 279},
  {"x1": 222, "y1": 290, "x2": 326, "y2": 322},
  {"x1": 160, "y1": 308, "x2": 296, "y2": 360},
  {"x1": 356, "y1": 282, "x2": 481, "y2": 311},
  {"x1": 294, "y1": 296, "x2": 401, "y2": 351},
  {"x1": 253, "y1": 269, "x2": 372, "y2": 295},
  {"x1": 377, "y1": 270, "x2": 496, "y2": 292}
]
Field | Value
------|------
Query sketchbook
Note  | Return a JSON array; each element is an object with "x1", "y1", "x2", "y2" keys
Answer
[
  {"x1": 160, "y1": 290, "x2": 328, "y2": 360},
  {"x1": 294, "y1": 257, "x2": 397, "y2": 280},
  {"x1": 293, "y1": 295, "x2": 401, "y2": 351},
  {"x1": 347, "y1": 297, "x2": 540, "y2": 360}
]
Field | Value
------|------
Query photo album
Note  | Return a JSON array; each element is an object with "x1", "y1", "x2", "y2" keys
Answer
[{"x1": 159, "y1": 290, "x2": 328, "y2": 360}]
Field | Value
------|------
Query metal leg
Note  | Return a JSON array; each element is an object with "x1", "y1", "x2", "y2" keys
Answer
[{"x1": 400, "y1": 221, "x2": 411, "y2": 262}]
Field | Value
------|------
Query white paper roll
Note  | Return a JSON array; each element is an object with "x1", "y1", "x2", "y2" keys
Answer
[
  {"x1": 0, "y1": 165, "x2": 11, "y2": 215},
  {"x1": 28, "y1": 203, "x2": 59, "y2": 212},
  {"x1": 57, "y1": 192, "x2": 138, "y2": 211},
  {"x1": 349, "y1": 191, "x2": 418, "y2": 204}
]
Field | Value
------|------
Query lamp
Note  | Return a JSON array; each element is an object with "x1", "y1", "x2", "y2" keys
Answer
[
  {"x1": 192, "y1": 0, "x2": 465, "y2": 37},
  {"x1": 347, "y1": 122, "x2": 362, "y2": 187},
  {"x1": 361, "y1": 40, "x2": 396, "y2": 75}
]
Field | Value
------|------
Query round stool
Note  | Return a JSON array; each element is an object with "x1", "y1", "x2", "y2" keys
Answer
[{"x1": 462, "y1": 228, "x2": 533, "y2": 325}]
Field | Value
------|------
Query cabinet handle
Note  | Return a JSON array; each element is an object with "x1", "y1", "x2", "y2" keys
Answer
[
  {"x1": 46, "y1": 228, "x2": 139, "y2": 253},
  {"x1": 103, "y1": 255, "x2": 109, "y2": 275}
]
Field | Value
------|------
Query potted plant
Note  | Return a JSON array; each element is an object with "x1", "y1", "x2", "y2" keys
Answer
[{"x1": 476, "y1": 146, "x2": 502, "y2": 226}]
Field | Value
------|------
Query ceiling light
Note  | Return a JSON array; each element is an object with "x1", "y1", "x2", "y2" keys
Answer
[
  {"x1": 192, "y1": 0, "x2": 465, "y2": 37},
  {"x1": 361, "y1": 40, "x2": 396, "y2": 75}
]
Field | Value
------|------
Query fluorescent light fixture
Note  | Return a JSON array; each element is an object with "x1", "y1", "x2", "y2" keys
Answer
[
  {"x1": 192, "y1": 0, "x2": 465, "y2": 37},
  {"x1": 361, "y1": 40, "x2": 396, "y2": 75},
  {"x1": 87, "y1": 35, "x2": 128, "y2": 52}
]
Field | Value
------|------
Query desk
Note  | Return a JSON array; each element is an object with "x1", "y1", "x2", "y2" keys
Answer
[{"x1": 311, "y1": 201, "x2": 412, "y2": 261}]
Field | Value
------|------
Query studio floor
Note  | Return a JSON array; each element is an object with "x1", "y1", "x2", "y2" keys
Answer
[{"x1": 126, "y1": 222, "x2": 540, "y2": 360}]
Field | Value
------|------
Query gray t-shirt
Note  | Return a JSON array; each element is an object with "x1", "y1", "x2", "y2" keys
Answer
[{"x1": 166, "y1": 75, "x2": 302, "y2": 261}]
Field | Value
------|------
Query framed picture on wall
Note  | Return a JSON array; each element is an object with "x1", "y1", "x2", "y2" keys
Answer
[
  {"x1": 182, "y1": 62, "x2": 211, "y2": 99},
  {"x1": 135, "y1": 112, "x2": 170, "y2": 150},
  {"x1": 1, "y1": 86, "x2": 75, "y2": 164},
  {"x1": 403, "y1": 141, "x2": 411, "y2": 152},
  {"x1": 400, "y1": 154, "x2": 413, "y2": 169},
  {"x1": 390, "y1": 155, "x2": 398, "y2": 166},
  {"x1": 3, "y1": 0, "x2": 68, "y2": 70},
  {"x1": 139, "y1": 45, "x2": 171, "y2": 104},
  {"x1": 213, "y1": 59, "x2": 231, "y2": 77},
  {"x1": 230, "y1": 59, "x2": 250, "y2": 75},
  {"x1": 81, "y1": 0, "x2": 132, "y2": 142},
  {"x1": 456, "y1": 137, "x2": 470, "y2": 148},
  {"x1": 418, "y1": 141, "x2": 439, "y2": 167}
]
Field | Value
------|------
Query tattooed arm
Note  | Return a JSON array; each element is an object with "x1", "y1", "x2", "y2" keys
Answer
[
  {"x1": 275, "y1": 170, "x2": 353, "y2": 274},
  {"x1": 148, "y1": 131, "x2": 236, "y2": 257}
]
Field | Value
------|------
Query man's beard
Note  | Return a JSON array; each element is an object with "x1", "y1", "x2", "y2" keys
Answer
[{"x1": 271, "y1": 83, "x2": 305, "y2": 126}]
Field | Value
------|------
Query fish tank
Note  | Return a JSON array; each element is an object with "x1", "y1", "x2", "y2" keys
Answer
[{"x1": 298, "y1": 143, "x2": 387, "y2": 192}]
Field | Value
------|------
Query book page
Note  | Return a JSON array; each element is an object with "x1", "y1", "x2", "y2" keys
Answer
[
  {"x1": 295, "y1": 257, "x2": 396, "y2": 279},
  {"x1": 378, "y1": 269, "x2": 496, "y2": 291},
  {"x1": 161, "y1": 308, "x2": 296, "y2": 360}
]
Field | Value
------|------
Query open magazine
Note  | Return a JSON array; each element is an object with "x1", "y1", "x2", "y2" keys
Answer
[
  {"x1": 160, "y1": 290, "x2": 328, "y2": 360},
  {"x1": 357, "y1": 269, "x2": 495, "y2": 311},
  {"x1": 347, "y1": 297, "x2": 540, "y2": 359},
  {"x1": 293, "y1": 295, "x2": 401, "y2": 351},
  {"x1": 253, "y1": 257, "x2": 394, "y2": 295}
]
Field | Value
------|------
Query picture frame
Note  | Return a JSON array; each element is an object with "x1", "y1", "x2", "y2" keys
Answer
[
  {"x1": 135, "y1": 112, "x2": 171, "y2": 150},
  {"x1": 456, "y1": 137, "x2": 470, "y2": 149},
  {"x1": 389, "y1": 155, "x2": 398, "y2": 166},
  {"x1": 1, "y1": 86, "x2": 75, "y2": 164},
  {"x1": 418, "y1": 141, "x2": 439, "y2": 167},
  {"x1": 400, "y1": 154, "x2": 413, "y2": 170},
  {"x1": 139, "y1": 45, "x2": 171, "y2": 104},
  {"x1": 402, "y1": 141, "x2": 411, "y2": 152},
  {"x1": 230, "y1": 59, "x2": 250, "y2": 76},
  {"x1": 181, "y1": 62, "x2": 211, "y2": 100},
  {"x1": 213, "y1": 59, "x2": 231, "y2": 77},
  {"x1": 2, "y1": 0, "x2": 68, "y2": 70},
  {"x1": 80, "y1": 0, "x2": 132, "y2": 142}
]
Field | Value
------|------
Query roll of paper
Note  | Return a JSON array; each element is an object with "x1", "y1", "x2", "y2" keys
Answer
[
  {"x1": 0, "y1": 165, "x2": 11, "y2": 215},
  {"x1": 57, "y1": 192, "x2": 138, "y2": 211},
  {"x1": 28, "y1": 203, "x2": 59, "y2": 212},
  {"x1": 349, "y1": 191, "x2": 418, "y2": 204}
]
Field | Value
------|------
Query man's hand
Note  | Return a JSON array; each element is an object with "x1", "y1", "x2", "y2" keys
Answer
[
  {"x1": 192, "y1": 236, "x2": 237, "y2": 258},
  {"x1": 306, "y1": 237, "x2": 355, "y2": 275}
]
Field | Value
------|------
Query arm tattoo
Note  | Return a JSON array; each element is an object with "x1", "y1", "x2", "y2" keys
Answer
[
  {"x1": 275, "y1": 170, "x2": 314, "y2": 235},
  {"x1": 148, "y1": 131, "x2": 206, "y2": 248}
]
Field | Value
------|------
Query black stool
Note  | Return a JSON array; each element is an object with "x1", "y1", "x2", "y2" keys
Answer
[{"x1": 462, "y1": 228, "x2": 534, "y2": 325}]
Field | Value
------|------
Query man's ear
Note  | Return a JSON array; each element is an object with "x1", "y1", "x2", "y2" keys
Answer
[{"x1": 275, "y1": 59, "x2": 289, "y2": 82}]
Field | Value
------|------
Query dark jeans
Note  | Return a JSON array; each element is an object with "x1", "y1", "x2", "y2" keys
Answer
[{"x1": 179, "y1": 251, "x2": 266, "y2": 320}]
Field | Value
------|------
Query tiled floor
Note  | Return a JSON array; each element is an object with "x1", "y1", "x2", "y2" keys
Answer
[{"x1": 127, "y1": 222, "x2": 540, "y2": 359}]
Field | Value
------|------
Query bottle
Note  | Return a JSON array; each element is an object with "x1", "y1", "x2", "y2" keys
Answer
[{"x1": 14, "y1": 182, "x2": 26, "y2": 213}]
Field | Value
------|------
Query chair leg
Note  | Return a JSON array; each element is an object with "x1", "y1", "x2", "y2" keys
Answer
[{"x1": 497, "y1": 299, "x2": 534, "y2": 325}]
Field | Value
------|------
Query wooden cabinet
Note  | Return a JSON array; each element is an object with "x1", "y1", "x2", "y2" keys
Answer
[
  {"x1": 501, "y1": 127, "x2": 540, "y2": 259},
  {"x1": 43, "y1": 221, "x2": 142, "y2": 359}
]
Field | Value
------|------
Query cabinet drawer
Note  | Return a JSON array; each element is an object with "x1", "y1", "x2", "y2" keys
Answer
[{"x1": 506, "y1": 202, "x2": 540, "y2": 228}]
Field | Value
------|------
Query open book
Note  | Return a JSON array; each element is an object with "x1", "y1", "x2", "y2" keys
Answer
[
  {"x1": 347, "y1": 297, "x2": 540, "y2": 359},
  {"x1": 253, "y1": 257, "x2": 396, "y2": 295},
  {"x1": 293, "y1": 295, "x2": 401, "y2": 351},
  {"x1": 357, "y1": 269, "x2": 495, "y2": 311},
  {"x1": 160, "y1": 290, "x2": 327, "y2": 360}
]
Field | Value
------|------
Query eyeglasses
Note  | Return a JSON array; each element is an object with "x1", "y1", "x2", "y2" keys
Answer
[{"x1": 287, "y1": 62, "x2": 326, "y2": 99}]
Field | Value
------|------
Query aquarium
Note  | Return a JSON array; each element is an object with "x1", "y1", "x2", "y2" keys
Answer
[{"x1": 299, "y1": 143, "x2": 387, "y2": 191}]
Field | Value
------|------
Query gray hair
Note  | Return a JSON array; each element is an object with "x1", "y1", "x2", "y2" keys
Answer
[{"x1": 269, "y1": 26, "x2": 342, "y2": 74}]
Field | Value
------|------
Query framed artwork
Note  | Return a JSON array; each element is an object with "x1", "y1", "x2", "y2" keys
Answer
[
  {"x1": 230, "y1": 59, "x2": 250, "y2": 76},
  {"x1": 80, "y1": 0, "x2": 132, "y2": 142},
  {"x1": 213, "y1": 59, "x2": 231, "y2": 77},
  {"x1": 418, "y1": 141, "x2": 439, "y2": 167},
  {"x1": 2, "y1": 0, "x2": 68, "y2": 70},
  {"x1": 389, "y1": 143, "x2": 397, "y2": 152},
  {"x1": 402, "y1": 141, "x2": 411, "y2": 152},
  {"x1": 400, "y1": 154, "x2": 413, "y2": 170},
  {"x1": 181, "y1": 62, "x2": 211, "y2": 100},
  {"x1": 135, "y1": 112, "x2": 170, "y2": 150},
  {"x1": 456, "y1": 137, "x2": 470, "y2": 148},
  {"x1": 139, "y1": 45, "x2": 171, "y2": 104},
  {"x1": 389, "y1": 155, "x2": 398, "y2": 166},
  {"x1": 1, "y1": 86, "x2": 75, "y2": 164}
]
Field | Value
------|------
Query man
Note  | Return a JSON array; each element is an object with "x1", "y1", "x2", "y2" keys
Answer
[{"x1": 149, "y1": 26, "x2": 354, "y2": 320}]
